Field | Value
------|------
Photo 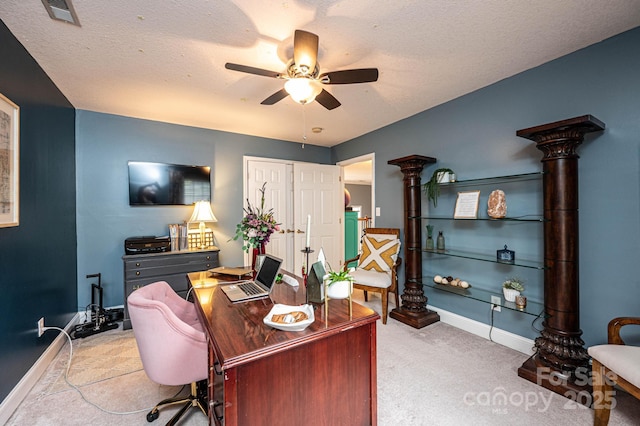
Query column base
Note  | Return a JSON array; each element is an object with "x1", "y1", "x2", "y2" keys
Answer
[
  {"x1": 518, "y1": 355, "x2": 593, "y2": 407},
  {"x1": 389, "y1": 307, "x2": 440, "y2": 329}
]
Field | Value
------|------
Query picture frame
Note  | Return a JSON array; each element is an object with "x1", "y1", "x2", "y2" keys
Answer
[
  {"x1": 454, "y1": 190, "x2": 480, "y2": 219},
  {"x1": 0, "y1": 92, "x2": 19, "y2": 228}
]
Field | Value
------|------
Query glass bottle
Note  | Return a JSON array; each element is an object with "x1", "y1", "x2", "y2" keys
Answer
[
  {"x1": 426, "y1": 225, "x2": 434, "y2": 250},
  {"x1": 436, "y1": 231, "x2": 445, "y2": 252}
]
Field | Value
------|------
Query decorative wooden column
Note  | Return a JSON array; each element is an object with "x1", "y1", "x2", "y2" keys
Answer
[
  {"x1": 516, "y1": 115, "x2": 605, "y2": 397},
  {"x1": 388, "y1": 155, "x2": 440, "y2": 328}
]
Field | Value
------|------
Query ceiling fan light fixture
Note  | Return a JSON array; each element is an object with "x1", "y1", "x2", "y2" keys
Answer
[{"x1": 285, "y1": 78, "x2": 322, "y2": 104}]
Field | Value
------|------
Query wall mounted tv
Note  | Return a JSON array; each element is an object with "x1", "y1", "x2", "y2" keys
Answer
[{"x1": 128, "y1": 161, "x2": 211, "y2": 206}]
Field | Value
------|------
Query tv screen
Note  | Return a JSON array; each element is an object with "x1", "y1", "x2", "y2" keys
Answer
[{"x1": 128, "y1": 161, "x2": 211, "y2": 206}]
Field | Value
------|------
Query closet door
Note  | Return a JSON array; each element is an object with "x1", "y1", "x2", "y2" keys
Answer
[
  {"x1": 246, "y1": 160, "x2": 291, "y2": 269},
  {"x1": 246, "y1": 159, "x2": 342, "y2": 275},
  {"x1": 292, "y1": 163, "x2": 342, "y2": 274}
]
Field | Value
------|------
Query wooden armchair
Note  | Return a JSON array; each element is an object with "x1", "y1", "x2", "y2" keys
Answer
[
  {"x1": 345, "y1": 228, "x2": 401, "y2": 324},
  {"x1": 588, "y1": 317, "x2": 640, "y2": 425}
]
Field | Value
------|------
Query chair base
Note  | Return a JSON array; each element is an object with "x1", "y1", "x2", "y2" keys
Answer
[{"x1": 147, "y1": 380, "x2": 208, "y2": 426}]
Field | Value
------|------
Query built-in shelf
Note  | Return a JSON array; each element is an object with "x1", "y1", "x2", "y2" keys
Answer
[
  {"x1": 413, "y1": 277, "x2": 544, "y2": 317},
  {"x1": 414, "y1": 247, "x2": 546, "y2": 269},
  {"x1": 411, "y1": 215, "x2": 545, "y2": 222},
  {"x1": 438, "y1": 171, "x2": 543, "y2": 187}
]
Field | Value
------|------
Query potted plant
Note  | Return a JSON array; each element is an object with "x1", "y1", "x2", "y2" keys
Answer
[
  {"x1": 423, "y1": 168, "x2": 455, "y2": 207},
  {"x1": 502, "y1": 277, "x2": 524, "y2": 302},
  {"x1": 324, "y1": 269, "x2": 354, "y2": 299}
]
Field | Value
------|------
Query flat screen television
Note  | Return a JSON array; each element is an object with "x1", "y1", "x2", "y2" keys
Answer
[{"x1": 128, "y1": 161, "x2": 211, "y2": 206}]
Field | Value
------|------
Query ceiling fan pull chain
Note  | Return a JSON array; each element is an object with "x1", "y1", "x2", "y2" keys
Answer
[{"x1": 301, "y1": 105, "x2": 307, "y2": 149}]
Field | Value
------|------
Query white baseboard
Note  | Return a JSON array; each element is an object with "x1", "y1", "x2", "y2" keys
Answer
[
  {"x1": 428, "y1": 304, "x2": 536, "y2": 356},
  {"x1": 0, "y1": 313, "x2": 81, "y2": 425}
]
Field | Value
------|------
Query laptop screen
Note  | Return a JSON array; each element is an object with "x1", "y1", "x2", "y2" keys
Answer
[{"x1": 255, "y1": 254, "x2": 282, "y2": 290}]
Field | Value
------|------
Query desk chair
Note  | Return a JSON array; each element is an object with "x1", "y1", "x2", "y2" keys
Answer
[
  {"x1": 346, "y1": 228, "x2": 401, "y2": 324},
  {"x1": 127, "y1": 281, "x2": 208, "y2": 425},
  {"x1": 588, "y1": 317, "x2": 640, "y2": 425}
]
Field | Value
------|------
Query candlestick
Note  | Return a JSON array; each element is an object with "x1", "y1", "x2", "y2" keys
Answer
[
  {"x1": 305, "y1": 214, "x2": 311, "y2": 248},
  {"x1": 301, "y1": 247, "x2": 314, "y2": 288}
]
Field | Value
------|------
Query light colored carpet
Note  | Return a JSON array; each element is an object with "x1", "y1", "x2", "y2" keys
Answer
[
  {"x1": 45, "y1": 329, "x2": 143, "y2": 394},
  {"x1": 7, "y1": 293, "x2": 640, "y2": 425}
]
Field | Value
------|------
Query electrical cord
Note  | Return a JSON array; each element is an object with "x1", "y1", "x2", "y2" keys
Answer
[
  {"x1": 531, "y1": 309, "x2": 545, "y2": 333},
  {"x1": 41, "y1": 326, "x2": 185, "y2": 416},
  {"x1": 488, "y1": 304, "x2": 496, "y2": 342}
]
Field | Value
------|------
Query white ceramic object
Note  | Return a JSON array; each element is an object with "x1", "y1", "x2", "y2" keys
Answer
[
  {"x1": 263, "y1": 304, "x2": 315, "y2": 331},
  {"x1": 326, "y1": 280, "x2": 352, "y2": 299},
  {"x1": 437, "y1": 172, "x2": 450, "y2": 183},
  {"x1": 503, "y1": 288, "x2": 520, "y2": 302}
]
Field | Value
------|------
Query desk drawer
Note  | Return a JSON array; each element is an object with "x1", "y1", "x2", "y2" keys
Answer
[{"x1": 124, "y1": 252, "x2": 218, "y2": 280}]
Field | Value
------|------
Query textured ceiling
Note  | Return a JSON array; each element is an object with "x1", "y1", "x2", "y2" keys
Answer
[{"x1": 1, "y1": 1, "x2": 639, "y2": 147}]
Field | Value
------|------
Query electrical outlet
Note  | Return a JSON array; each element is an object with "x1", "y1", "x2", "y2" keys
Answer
[
  {"x1": 37, "y1": 317, "x2": 45, "y2": 337},
  {"x1": 491, "y1": 296, "x2": 501, "y2": 312}
]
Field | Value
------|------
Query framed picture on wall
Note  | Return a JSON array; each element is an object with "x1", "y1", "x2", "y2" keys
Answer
[{"x1": 0, "y1": 92, "x2": 19, "y2": 227}]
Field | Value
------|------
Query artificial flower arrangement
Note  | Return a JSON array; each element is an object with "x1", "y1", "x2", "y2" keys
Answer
[{"x1": 231, "y1": 182, "x2": 280, "y2": 252}]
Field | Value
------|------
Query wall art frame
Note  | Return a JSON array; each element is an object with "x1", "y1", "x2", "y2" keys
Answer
[{"x1": 0, "y1": 92, "x2": 19, "y2": 227}]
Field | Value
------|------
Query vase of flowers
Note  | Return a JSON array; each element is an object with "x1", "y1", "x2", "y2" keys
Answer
[{"x1": 231, "y1": 182, "x2": 280, "y2": 270}]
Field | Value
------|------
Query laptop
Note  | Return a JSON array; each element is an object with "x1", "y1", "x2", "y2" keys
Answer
[{"x1": 219, "y1": 254, "x2": 283, "y2": 302}]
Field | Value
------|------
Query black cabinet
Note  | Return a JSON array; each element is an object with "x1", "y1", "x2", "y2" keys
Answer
[{"x1": 122, "y1": 247, "x2": 220, "y2": 329}]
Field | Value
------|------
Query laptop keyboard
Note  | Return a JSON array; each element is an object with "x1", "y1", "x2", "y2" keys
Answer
[{"x1": 239, "y1": 282, "x2": 263, "y2": 296}]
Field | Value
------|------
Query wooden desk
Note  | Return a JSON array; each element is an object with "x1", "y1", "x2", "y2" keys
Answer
[{"x1": 188, "y1": 271, "x2": 379, "y2": 426}]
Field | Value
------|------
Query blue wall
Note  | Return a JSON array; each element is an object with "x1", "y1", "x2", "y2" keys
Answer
[
  {"x1": 3, "y1": 15, "x2": 639, "y2": 407},
  {"x1": 76, "y1": 111, "x2": 331, "y2": 308},
  {"x1": 333, "y1": 27, "x2": 640, "y2": 346},
  {"x1": 0, "y1": 20, "x2": 77, "y2": 402}
]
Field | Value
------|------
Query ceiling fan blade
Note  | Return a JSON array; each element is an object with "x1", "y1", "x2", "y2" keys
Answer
[
  {"x1": 293, "y1": 30, "x2": 319, "y2": 74},
  {"x1": 261, "y1": 89, "x2": 289, "y2": 105},
  {"x1": 319, "y1": 68, "x2": 379, "y2": 84},
  {"x1": 315, "y1": 89, "x2": 341, "y2": 110},
  {"x1": 225, "y1": 63, "x2": 282, "y2": 79}
]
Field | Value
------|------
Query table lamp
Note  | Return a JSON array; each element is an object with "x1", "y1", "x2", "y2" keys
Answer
[{"x1": 189, "y1": 201, "x2": 217, "y2": 249}]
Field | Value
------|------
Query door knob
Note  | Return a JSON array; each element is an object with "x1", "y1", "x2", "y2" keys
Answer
[
  {"x1": 287, "y1": 229, "x2": 295, "y2": 233},
  {"x1": 296, "y1": 229, "x2": 304, "y2": 233}
]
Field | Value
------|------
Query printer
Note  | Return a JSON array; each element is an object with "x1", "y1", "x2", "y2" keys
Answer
[{"x1": 124, "y1": 235, "x2": 171, "y2": 255}]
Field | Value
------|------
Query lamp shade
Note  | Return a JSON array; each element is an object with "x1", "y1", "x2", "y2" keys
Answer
[
  {"x1": 284, "y1": 78, "x2": 322, "y2": 104},
  {"x1": 189, "y1": 201, "x2": 217, "y2": 223}
]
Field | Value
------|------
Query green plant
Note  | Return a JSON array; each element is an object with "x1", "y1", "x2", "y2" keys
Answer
[
  {"x1": 423, "y1": 168, "x2": 455, "y2": 207},
  {"x1": 324, "y1": 269, "x2": 354, "y2": 286},
  {"x1": 502, "y1": 277, "x2": 525, "y2": 292}
]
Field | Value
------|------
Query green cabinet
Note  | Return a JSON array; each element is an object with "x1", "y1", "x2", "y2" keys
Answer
[{"x1": 344, "y1": 211, "x2": 359, "y2": 268}]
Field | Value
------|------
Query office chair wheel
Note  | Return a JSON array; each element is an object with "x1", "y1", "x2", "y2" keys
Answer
[{"x1": 146, "y1": 409, "x2": 159, "y2": 422}]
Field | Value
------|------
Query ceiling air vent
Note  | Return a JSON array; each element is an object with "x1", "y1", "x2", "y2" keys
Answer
[{"x1": 41, "y1": 0, "x2": 81, "y2": 26}]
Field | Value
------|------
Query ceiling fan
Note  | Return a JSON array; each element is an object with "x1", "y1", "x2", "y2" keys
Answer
[{"x1": 225, "y1": 29, "x2": 379, "y2": 110}]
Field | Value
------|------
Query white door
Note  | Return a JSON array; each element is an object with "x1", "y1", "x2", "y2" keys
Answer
[
  {"x1": 246, "y1": 158, "x2": 342, "y2": 275},
  {"x1": 246, "y1": 160, "x2": 291, "y2": 268},
  {"x1": 293, "y1": 162, "x2": 343, "y2": 274}
]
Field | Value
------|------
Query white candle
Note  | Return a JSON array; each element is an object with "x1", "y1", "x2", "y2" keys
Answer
[{"x1": 306, "y1": 214, "x2": 311, "y2": 248}]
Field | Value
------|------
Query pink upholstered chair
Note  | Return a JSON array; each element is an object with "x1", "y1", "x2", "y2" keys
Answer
[{"x1": 127, "y1": 281, "x2": 209, "y2": 425}]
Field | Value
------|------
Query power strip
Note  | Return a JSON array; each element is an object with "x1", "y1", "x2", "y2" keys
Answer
[{"x1": 281, "y1": 275, "x2": 299, "y2": 287}]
